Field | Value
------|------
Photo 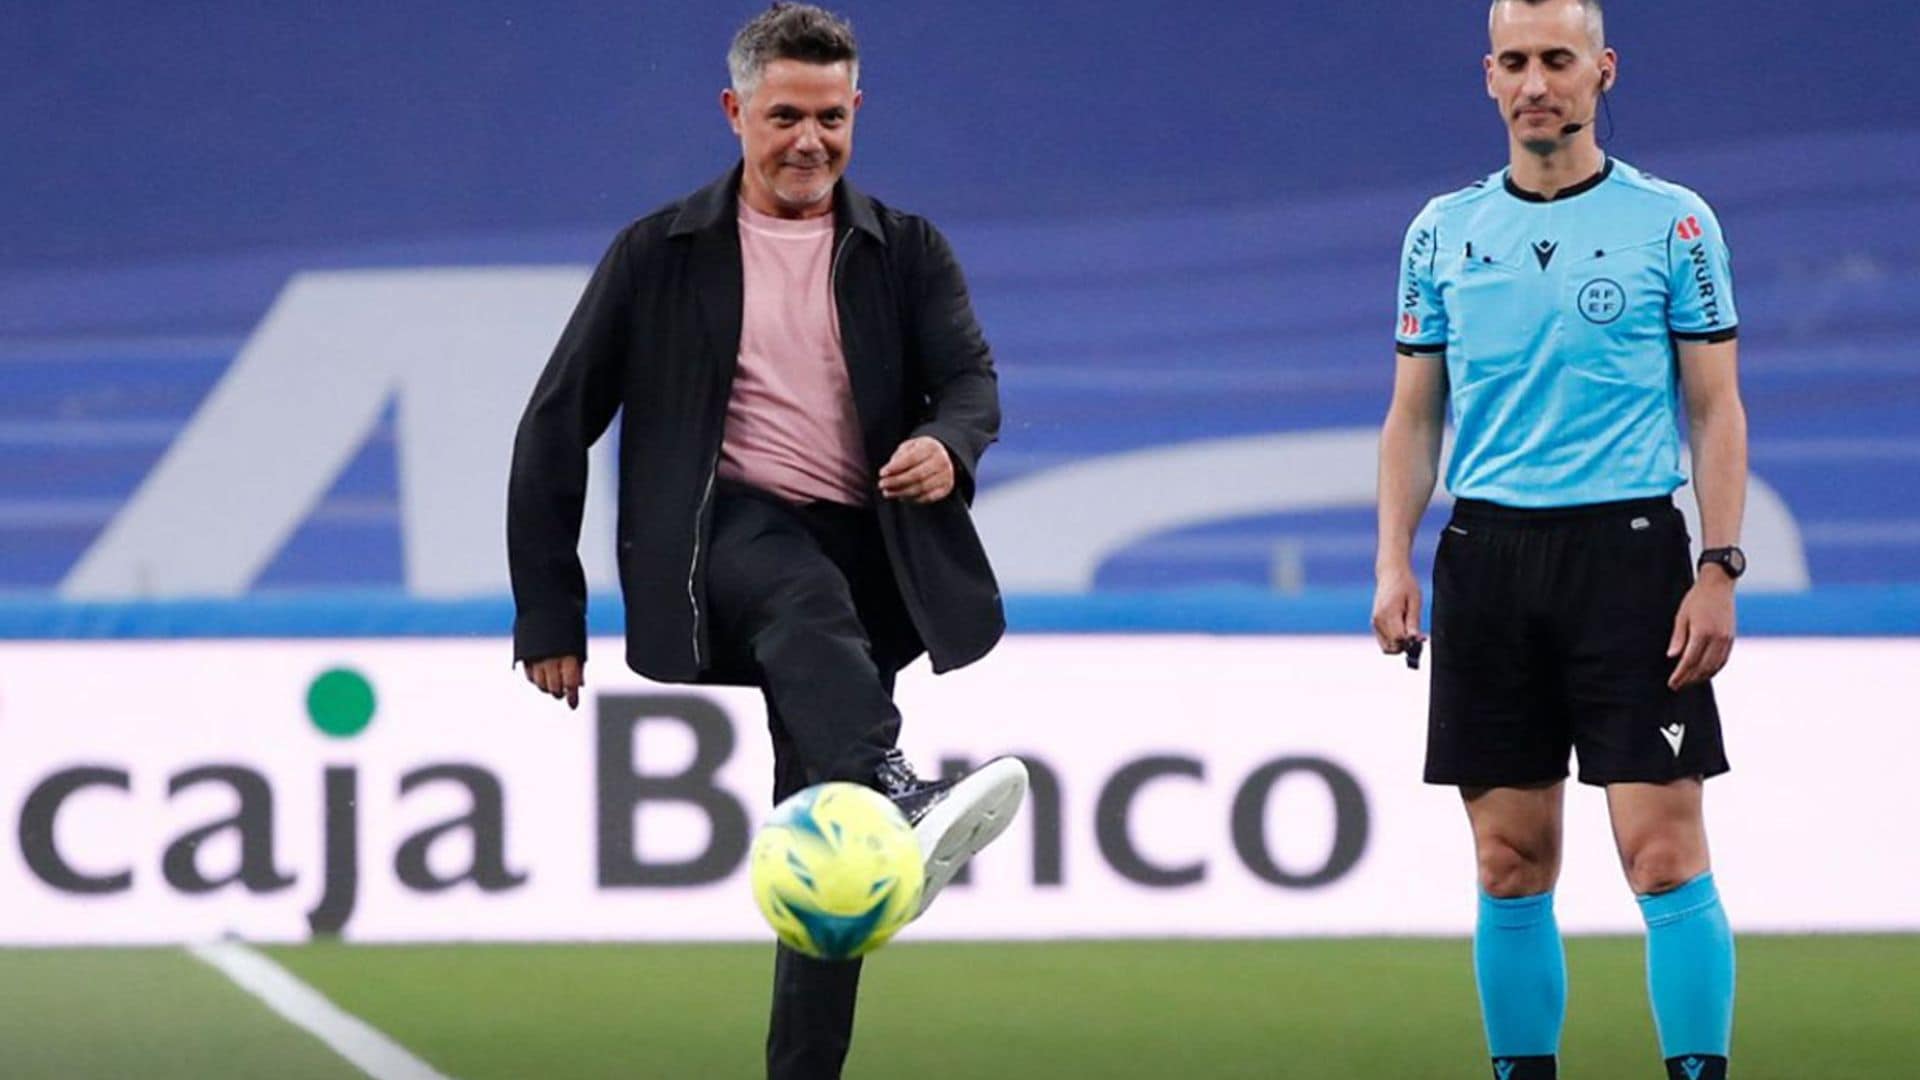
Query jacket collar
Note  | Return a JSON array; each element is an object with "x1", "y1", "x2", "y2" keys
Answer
[{"x1": 667, "y1": 162, "x2": 886, "y2": 244}]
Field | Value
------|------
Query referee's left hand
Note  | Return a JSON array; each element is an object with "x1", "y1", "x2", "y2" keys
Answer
[{"x1": 1667, "y1": 576, "x2": 1736, "y2": 690}]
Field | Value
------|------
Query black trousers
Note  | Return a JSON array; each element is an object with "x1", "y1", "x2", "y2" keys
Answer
[{"x1": 704, "y1": 484, "x2": 921, "y2": 1080}]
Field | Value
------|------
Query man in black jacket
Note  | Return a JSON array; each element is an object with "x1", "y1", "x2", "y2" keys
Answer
[{"x1": 506, "y1": 5, "x2": 1027, "y2": 1078}]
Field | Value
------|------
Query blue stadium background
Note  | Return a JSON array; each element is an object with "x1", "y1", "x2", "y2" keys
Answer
[{"x1": 5, "y1": 2, "x2": 1918, "y2": 631}]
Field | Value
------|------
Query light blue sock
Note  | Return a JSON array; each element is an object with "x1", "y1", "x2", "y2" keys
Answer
[
  {"x1": 1475, "y1": 889, "x2": 1567, "y2": 1060},
  {"x1": 1638, "y1": 872, "x2": 1736, "y2": 1060}
]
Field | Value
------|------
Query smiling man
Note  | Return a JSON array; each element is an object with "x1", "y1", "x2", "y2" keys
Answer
[
  {"x1": 506, "y1": 6, "x2": 1027, "y2": 1077},
  {"x1": 1372, "y1": 1, "x2": 1746, "y2": 1078}
]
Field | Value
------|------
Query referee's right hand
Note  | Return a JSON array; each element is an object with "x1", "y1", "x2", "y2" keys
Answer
[{"x1": 1371, "y1": 567, "x2": 1426, "y2": 656}]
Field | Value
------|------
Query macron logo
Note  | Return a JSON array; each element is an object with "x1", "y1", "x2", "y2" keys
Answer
[
  {"x1": 1681, "y1": 1057, "x2": 1706, "y2": 1080},
  {"x1": 1495, "y1": 1061, "x2": 1516, "y2": 1080},
  {"x1": 1661, "y1": 723, "x2": 1686, "y2": 757}
]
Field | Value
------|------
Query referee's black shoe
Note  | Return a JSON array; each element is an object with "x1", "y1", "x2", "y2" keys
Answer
[{"x1": 876, "y1": 748, "x2": 1028, "y2": 919}]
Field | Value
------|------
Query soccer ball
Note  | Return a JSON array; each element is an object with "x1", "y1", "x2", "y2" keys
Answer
[{"x1": 749, "y1": 782, "x2": 925, "y2": 961}]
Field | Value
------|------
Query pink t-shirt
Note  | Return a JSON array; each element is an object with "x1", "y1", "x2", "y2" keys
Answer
[{"x1": 718, "y1": 200, "x2": 869, "y2": 506}]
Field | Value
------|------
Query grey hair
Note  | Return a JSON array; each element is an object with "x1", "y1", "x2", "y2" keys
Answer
[
  {"x1": 727, "y1": 4, "x2": 860, "y2": 101},
  {"x1": 1489, "y1": 0, "x2": 1606, "y2": 49}
]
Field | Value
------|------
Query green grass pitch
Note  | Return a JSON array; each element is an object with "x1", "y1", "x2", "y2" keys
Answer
[{"x1": 1, "y1": 936, "x2": 1914, "y2": 1078}]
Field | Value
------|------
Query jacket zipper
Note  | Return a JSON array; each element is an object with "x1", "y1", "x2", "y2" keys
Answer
[
  {"x1": 686, "y1": 465, "x2": 717, "y2": 667},
  {"x1": 830, "y1": 226, "x2": 854, "y2": 299}
]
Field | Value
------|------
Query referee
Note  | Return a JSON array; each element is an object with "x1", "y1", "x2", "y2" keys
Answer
[{"x1": 1373, "y1": 2, "x2": 1745, "y2": 1078}]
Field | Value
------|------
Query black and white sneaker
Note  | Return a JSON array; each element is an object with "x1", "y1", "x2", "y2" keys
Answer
[{"x1": 876, "y1": 748, "x2": 1028, "y2": 918}]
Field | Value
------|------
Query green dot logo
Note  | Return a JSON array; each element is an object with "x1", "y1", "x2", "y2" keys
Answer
[{"x1": 306, "y1": 668, "x2": 376, "y2": 738}]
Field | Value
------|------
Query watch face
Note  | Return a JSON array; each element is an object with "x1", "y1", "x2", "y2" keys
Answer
[{"x1": 1704, "y1": 548, "x2": 1746, "y2": 577}]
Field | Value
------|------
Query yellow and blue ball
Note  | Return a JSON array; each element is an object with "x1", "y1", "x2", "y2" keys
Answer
[{"x1": 750, "y1": 782, "x2": 925, "y2": 961}]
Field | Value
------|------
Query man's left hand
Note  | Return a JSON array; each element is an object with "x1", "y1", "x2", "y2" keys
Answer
[
  {"x1": 878, "y1": 436, "x2": 955, "y2": 504},
  {"x1": 1667, "y1": 573, "x2": 1737, "y2": 690}
]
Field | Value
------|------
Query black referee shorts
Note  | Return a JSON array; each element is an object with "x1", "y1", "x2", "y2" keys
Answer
[{"x1": 1424, "y1": 495, "x2": 1730, "y2": 788}]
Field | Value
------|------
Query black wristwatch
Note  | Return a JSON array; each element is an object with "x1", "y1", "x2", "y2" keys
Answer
[{"x1": 1698, "y1": 546, "x2": 1746, "y2": 580}]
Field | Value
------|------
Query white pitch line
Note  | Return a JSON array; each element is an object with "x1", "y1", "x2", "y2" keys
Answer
[{"x1": 188, "y1": 940, "x2": 456, "y2": 1080}]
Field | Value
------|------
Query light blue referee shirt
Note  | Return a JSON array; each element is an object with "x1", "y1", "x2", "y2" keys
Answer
[{"x1": 1394, "y1": 158, "x2": 1738, "y2": 508}]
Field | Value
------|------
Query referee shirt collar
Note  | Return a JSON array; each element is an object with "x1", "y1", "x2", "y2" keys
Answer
[{"x1": 1504, "y1": 157, "x2": 1614, "y2": 203}]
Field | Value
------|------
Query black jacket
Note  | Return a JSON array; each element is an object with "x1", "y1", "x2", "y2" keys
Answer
[{"x1": 508, "y1": 166, "x2": 1004, "y2": 682}]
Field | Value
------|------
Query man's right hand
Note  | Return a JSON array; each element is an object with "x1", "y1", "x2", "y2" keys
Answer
[
  {"x1": 1371, "y1": 566, "x2": 1425, "y2": 656},
  {"x1": 524, "y1": 655, "x2": 584, "y2": 710}
]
